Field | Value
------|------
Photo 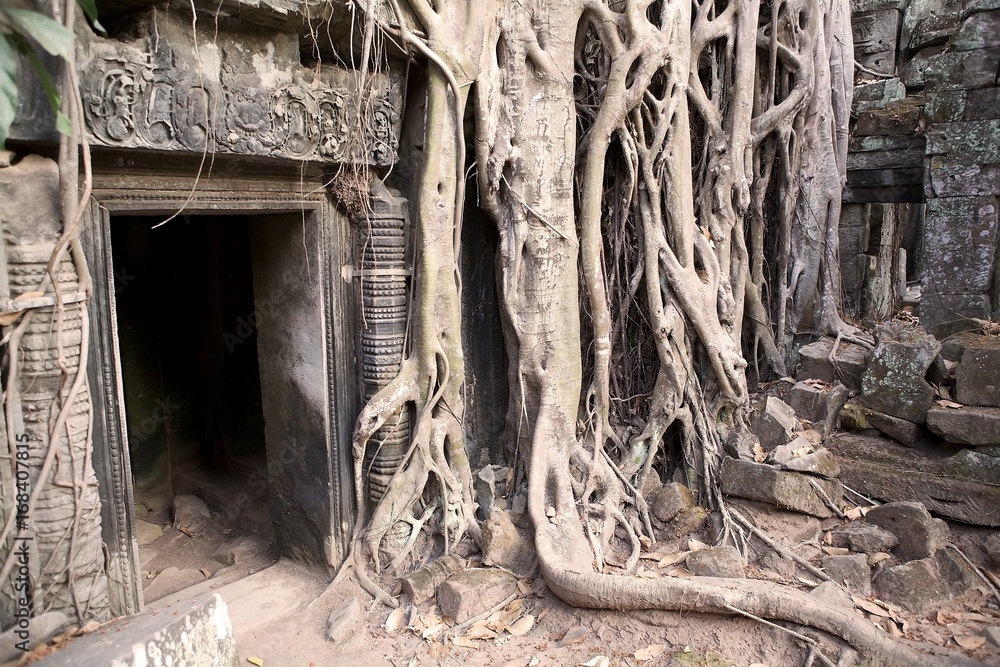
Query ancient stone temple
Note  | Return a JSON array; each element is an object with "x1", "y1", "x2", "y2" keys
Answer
[{"x1": 1, "y1": 0, "x2": 408, "y2": 621}]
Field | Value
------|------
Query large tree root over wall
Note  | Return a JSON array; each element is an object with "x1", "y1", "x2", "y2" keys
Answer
[{"x1": 342, "y1": 0, "x2": 955, "y2": 664}]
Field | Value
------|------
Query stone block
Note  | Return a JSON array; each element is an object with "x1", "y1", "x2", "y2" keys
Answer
[
  {"x1": 327, "y1": 597, "x2": 362, "y2": 643},
  {"x1": 796, "y1": 338, "x2": 871, "y2": 390},
  {"x1": 846, "y1": 148, "x2": 925, "y2": 171},
  {"x1": 651, "y1": 482, "x2": 694, "y2": 522},
  {"x1": 927, "y1": 121, "x2": 1000, "y2": 165},
  {"x1": 211, "y1": 534, "x2": 269, "y2": 566},
  {"x1": 955, "y1": 337, "x2": 1000, "y2": 407},
  {"x1": 899, "y1": 45, "x2": 945, "y2": 88},
  {"x1": 768, "y1": 436, "x2": 811, "y2": 465},
  {"x1": 136, "y1": 519, "x2": 163, "y2": 545},
  {"x1": 920, "y1": 292, "x2": 992, "y2": 338},
  {"x1": 924, "y1": 89, "x2": 966, "y2": 123},
  {"x1": 866, "y1": 501, "x2": 949, "y2": 561},
  {"x1": 827, "y1": 432, "x2": 1000, "y2": 526},
  {"x1": 854, "y1": 9, "x2": 902, "y2": 54},
  {"x1": 822, "y1": 554, "x2": 872, "y2": 594},
  {"x1": 721, "y1": 458, "x2": 842, "y2": 518},
  {"x1": 986, "y1": 533, "x2": 1000, "y2": 566},
  {"x1": 839, "y1": 400, "x2": 925, "y2": 445},
  {"x1": 934, "y1": 548, "x2": 979, "y2": 595},
  {"x1": 966, "y1": 87, "x2": 1000, "y2": 120},
  {"x1": 926, "y1": 404, "x2": 1000, "y2": 445},
  {"x1": 749, "y1": 396, "x2": 797, "y2": 449},
  {"x1": 830, "y1": 522, "x2": 899, "y2": 553},
  {"x1": 950, "y1": 9, "x2": 1000, "y2": 50},
  {"x1": 666, "y1": 506, "x2": 710, "y2": 538},
  {"x1": 400, "y1": 555, "x2": 467, "y2": 604},
  {"x1": 874, "y1": 558, "x2": 951, "y2": 612},
  {"x1": 0, "y1": 155, "x2": 62, "y2": 242},
  {"x1": 840, "y1": 204, "x2": 870, "y2": 294},
  {"x1": 481, "y1": 509, "x2": 536, "y2": 577},
  {"x1": 861, "y1": 323, "x2": 940, "y2": 423},
  {"x1": 853, "y1": 78, "x2": 908, "y2": 112},
  {"x1": 782, "y1": 448, "x2": 841, "y2": 479},
  {"x1": 437, "y1": 568, "x2": 517, "y2": 623},
  {"x1": 856, "y1": 50, "x2": 897, "y2": 77},
  {"x1": 787, "y1": 382, "x2": 849, "y2": 436},
  {"x1": 855, "y1": 101, "x2": 924, "y2": 136},
  {"x1": 34, "y1": 594, "x2": 238, "y2": 667},
  {"x1": 852, "y1": 0, "x2": 904, "y2": 13},
  {"x1": 921, "y1": 196, "x2": 998, "y2": 295},
  {"x1": 929, "y1": 157, "x2": 1000, "y2": 198},
  {"x1": 925, "y1": 48, "x2": 1000, "y2": 91},
  {"x1": 173, "y1": 495, "x2": 211, "y2": 535},
  {"x1": 686, "y1": 546, "x2": 745, "y2": 579}
]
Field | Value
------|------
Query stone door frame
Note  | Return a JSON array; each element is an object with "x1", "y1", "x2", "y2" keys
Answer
[{"x1": 82, "y1": 157, "x2": 357, "y2": 615}]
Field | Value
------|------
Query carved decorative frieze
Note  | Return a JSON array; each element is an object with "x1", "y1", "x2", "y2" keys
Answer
[{"x1": 80, "y1": 42, "x2": 400, "y2": 166}]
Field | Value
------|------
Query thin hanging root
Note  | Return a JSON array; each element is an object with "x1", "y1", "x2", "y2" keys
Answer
[
  {"x1": 730, "y1": 508, "x2": 833, "y2": 585},
  {"x1": 808, "y1": 479, "x2": 846, "y2": 520}
]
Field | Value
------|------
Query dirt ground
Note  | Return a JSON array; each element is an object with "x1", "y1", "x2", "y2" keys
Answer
[{"x1": 227, "y1": 517, "x2": 1000, "y2": 667}]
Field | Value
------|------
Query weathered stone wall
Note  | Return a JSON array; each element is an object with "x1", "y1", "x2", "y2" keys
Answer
[{"x1": 844, "y1": 0, "x2": 1000, "y2": 334}]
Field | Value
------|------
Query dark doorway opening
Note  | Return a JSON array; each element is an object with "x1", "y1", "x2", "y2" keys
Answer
[{"x1": 110, "y1": 214, "x2": 276, "y2": 603}]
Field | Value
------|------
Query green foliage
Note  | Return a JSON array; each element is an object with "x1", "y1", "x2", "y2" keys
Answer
[{"x1": 0, "y1": 5, "x2": 79, "y2": 148}]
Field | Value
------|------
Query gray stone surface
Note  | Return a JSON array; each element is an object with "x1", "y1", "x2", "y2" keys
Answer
[
  {"x1": 686, "y1": 546, "x2": 745, "y2": 579},
  {"x1": 809, "y1": 580, "x2": 855, "y2": 609},
  {"x1": 326, "y1": 597, "x2": 362, "y2": 643},
  {"x1": 438, "y1": 568, "x2": 517, "y2": 623},
  {"x1": 782, "y1": 448, "x2": 841, "y2": 479},
  {"x1": 827, "y1": 433, "x2": 1000, "y2": 526},
  {"x1": 840, "y1": 401, "x2": 924, "y2": 445},
  {"x1": 786, "y1": 382, "x2": 849, "y2": 436},
  {"x1": 749, "y1": 396, "x2": 797, "y2": 449},
  {"x1": 211, "y1": 534, "x2": 269, "y2": 566},
  {"x1": 955, "y1": 337, "x2": 1000, "y2": 408},
  {"x1": 874, "y1": 558, "x2": 951, "y2": 612},
  {"x1": 933, "y1": 548, "x2": 979, "y2": 596},
  {"x1": 987, "y1": 626, "x2": 1000, "y2": 649},
  {"x1": 853, "y1": 79, "x2": 907, "y2": 112},
  {"x1": 920, "y1": 292, "x2": 992, "y2": 338},
  {"x1": 481, "y1": 509, "x2": 536, "y2": 577},
  {"x1": 866, "y1": 501, "x2": 949, "y2": 561},
  {"x1": 830, "y1": 522, "x2": 899, "y2": 553},
  {"x1": 925, "y1": 47, "x2": 1000, "y2": 91},
  {"x1": 822, "y1": 554, "x2": 872, "y2": 595},
  {"x1": 951, "y1": 9, "x2": 1000, "y2": 50},
  {"x1": 796, "y1": 338, "x2": 871, "y2": 391},
  {"x1": 0, "y1": 612, "x2": 67, "y2": 664},
  {"x1": 400, "y1": 555, "x2": 467, "y2": 604},
  {"x1": 173, "y1": 495, "x2": 212, "y2": 535},
  {"x1": 136, "y1": 519, "x2": 163, "y2": 545},
  {"x1": 651, "y1": 482, "x2": 695, "y2": 522},
  {"x1": 721, "y1": 458, "x2": 842, "y2": 518},
  {"x1": 987, "y1": 534, "x2": 1000, "y2": 566},
  {"x1": 920, "y1": 196, "x2": 998, "y2": 295},
  {"x1": 853, "y1": 9, "x2": 901, "y2": 54},
  {"x1": 35, "y1": 594, "x2": 238, "y2": 666},
  {"x1": 475, "y1": 465, "x2": 497, "y2": 517},
  {"x1": 861, "y1": 323, "x2": 941, "y2": 423},
  {"x1": 926, "y1": 405, "x2": 1000, "y2": 445}
]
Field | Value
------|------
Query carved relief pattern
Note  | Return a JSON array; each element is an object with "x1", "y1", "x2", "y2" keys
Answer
[{"x1": 82, "y1": 46, "x2": 399, "y2": 165}]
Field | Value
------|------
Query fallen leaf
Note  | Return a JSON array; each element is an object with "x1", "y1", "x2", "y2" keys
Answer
[
  {"x1": 385, "y1": 606, "x2": 407, "y2": 634},
  {"x1": 753, "y1": 442, "x2": 767, "y2": 463},
  {"x1": 823, "y1": 546, "x2": 851, "y2": 556},
  {"x1": 937, "y1": 399, "x2": 963, "y2": 409},
  {"x1": 634, "y1": 643, "x2": 667, "y2": 661},
  {"x1": 852, "y1": 596, "x2": 891, "y2": 618},
  {"x1": 640, "y1": 552, "x2": 669, "y2": 561},
  {"x1": 580, "y1": 656, "x2": 610, "y2": 667},
  {"x1": 453, "y1": 635, "x2": 479, "y2": 648},
  {"x1": 517, "y1": 579, "x2": 533, "y2": 596},
  {"x1": 868, "y1": 552, "x2": 891, "y2": 566},
  {"x1": 954, "y1": 635, "x2": 986, "y2": 650},
  {"x1": 657, "y1": 552, "x2": 689, "y2": 568},
  {"x1": 558, "y1": 625, "x2": 588, "y2": 647},
  {"x1": 637, "y1": 570, "x2": 662, "y2": 579},
  {"x1": 936, "y1": 609, "x2": 951, "y2": 625},
  {"x1": 421, "y1": 622, "x2": 446, "y2": 640},
  {"x1": 465, "y1": 621, "x2": 498, "y2": 640},
  {"x1": 688, "y1": 539, "x2": 708, "y2": 551},
  {"x1": 924, "y1": 628, "x2": 945, "y2": 645},
  {"x1": 508, "y1": 614, "x2": 534, "y2": 636},
  {"x1": 529, "y1": 658, "x2": 540, "y2": 667},
  {"x1": 796, "y1": 576, "x2": 821, "y2": 587},
  {"x1": 537, "y1": 608, "x2": 549, "y2": 623},
  {"x1": 959, "y1": 612, "x2": 989, "y2": 622},
  {"x1": 428, "y1": 642, "x2": 448, "y2": 659},
  {"x1": 200, "y1": 568, "x2": 210, "y2": 578},
  {"x1": 667, "y1": 567, "x2": 695, "y2": 578},
  {"x1": 248, "y1": 659, "x2": 264, "y2": 667},
  {"x1": 845, "y1": 507, "x2": 863, "y2": 521},
  {"x1": 546, "y1": 506, "x2": 557, "y2": 517}
]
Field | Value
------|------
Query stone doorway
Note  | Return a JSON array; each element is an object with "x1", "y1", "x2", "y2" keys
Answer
[
  {"x1": 83, "y1": 163, "x2": 357, "y2": 614},
  {"x1": 110, "y1": 214, "x2": 276, "y2": 603}
]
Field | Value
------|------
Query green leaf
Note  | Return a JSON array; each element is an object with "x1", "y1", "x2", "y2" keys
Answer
[
  {"x1": 0, "y1": 37, "x2": 17, "y2": 148},
  {"x1": 7, "y1": 33, "x2": 70, "y2": 138},
  {"x1": 1, "y1": 8, "x2": 73, "y2": 59},
  {"x1": 76, "y1": 0, "x2": 106, "y2": 36}
]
